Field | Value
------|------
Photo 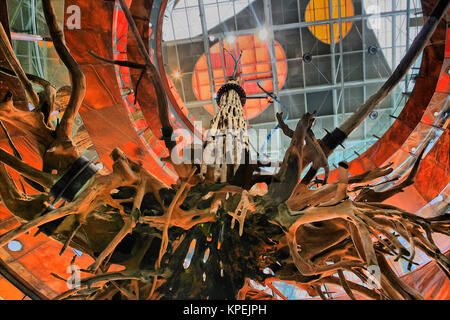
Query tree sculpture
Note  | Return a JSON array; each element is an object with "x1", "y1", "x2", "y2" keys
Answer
[{"x1": 0, "y1": 0, "x2": 448, "y2": 300}]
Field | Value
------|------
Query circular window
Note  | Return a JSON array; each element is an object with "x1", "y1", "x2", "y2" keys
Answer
[{"x1": 7, "y1": 240, "x2": 23, "y2": 252}]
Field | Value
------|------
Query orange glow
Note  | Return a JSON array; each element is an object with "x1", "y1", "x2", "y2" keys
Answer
[
  {"x1": 0, "y1": 278, "x2": 25, "y2": 300},
  {"x1": 305, "y1": 0, "x2": 354, "y2": 44},
  {"x1": 173, "y1": 71, "x2": 181, "y2": 80},
  {"x1": 192, "y1": 34, "x2": 287, "y2": 120}
]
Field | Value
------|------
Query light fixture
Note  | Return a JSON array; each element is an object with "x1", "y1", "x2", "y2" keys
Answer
[
  {"x1": 302, "y1": 53, "x2": 312, "y2": 63},
  {"x1": 368, "y1": 45, "x2": 378, "y2": 55},
  {"x1": 209, "y1": 35, "x2": 215, "y2": 42},
  {"x1": 7, "y1": 240, "x2": 23, "y2": 252},
  {"x1": 225, "y1": 34, "x2": 236, "y2": 44},
  {"x1": 257, "y1": 26, "x2": 269, "y2": 41},
  {"x1": 173, "y1": 71, "x2": 181, "y2": 80}
]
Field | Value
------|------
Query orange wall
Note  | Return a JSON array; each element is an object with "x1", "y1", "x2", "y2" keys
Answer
[{"x1": 0, "y1": 277, "x2": 26, "y2": 300}]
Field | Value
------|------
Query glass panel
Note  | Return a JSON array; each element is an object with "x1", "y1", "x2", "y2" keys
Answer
[
  {"x1": 161, "y1": 0, "x2": 423, "y2": 163},
  {"x1": 7, "y1": 0, "x2": 65, "y2": 39},
  {"x1": 11, "y1": 39, "x2": 70, "y2": 87}
]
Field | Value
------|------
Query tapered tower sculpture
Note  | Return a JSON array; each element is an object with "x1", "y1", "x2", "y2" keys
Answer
[{"x1": 201, "y1": 77, "x2": 249, "y2": 182}]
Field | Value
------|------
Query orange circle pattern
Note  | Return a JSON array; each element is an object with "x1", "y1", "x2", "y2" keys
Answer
[
  {"x1": 192, "y1": 35, "x2": 288, "y2": 120},
  {"x1": 305, "y1": 0, "x2": 354, "y2": 44}
]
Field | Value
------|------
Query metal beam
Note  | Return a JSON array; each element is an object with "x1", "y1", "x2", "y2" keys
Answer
[
  {"x1": 296, "y1": 0, "x2": 308, "y2": 114},
  {"x1": 198, "y1": 0, "x2": 217, "y2": 113},
  {"x1": 263, "y1": 0, "x2": 281, "y2": 157},
  {"x1": 249, "y1": 107, "x2": 394, "y2": 128},
  {"x1": 185, "y1": 78, "x2": 389, "y2": 108},
  {"x1": 328, "y1": 0, "x2": 338, "y2": 128},
  {"x1": 362, "y1": 14, "x2": 367, "y2": 147},
  {"x1": 405, "y1": 0, "x2": 411, "y2": 90},
  {"x1": 164, "y1": 9, "x2": 414, "y2": 46},
  {"x1": 391, "y1": 0, "x2": 397, "y2": 109}
]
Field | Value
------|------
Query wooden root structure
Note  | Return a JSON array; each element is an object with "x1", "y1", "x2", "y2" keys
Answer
[{"x1": 0, "y1": 0, "x2": 448, "y2": 300}]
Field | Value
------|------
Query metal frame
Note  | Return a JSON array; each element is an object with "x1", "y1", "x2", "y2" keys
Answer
[
  {"x1": 7, "y1": 0, "x2": 46, "y2": 79},
  {"x1": 162, "y1": 0, "x2": 422, "y2": 165}
]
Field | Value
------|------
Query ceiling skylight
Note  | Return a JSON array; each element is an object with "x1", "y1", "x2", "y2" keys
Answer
[{"x1": 163, "y1": 0, "x2": 258, "y2": 41}]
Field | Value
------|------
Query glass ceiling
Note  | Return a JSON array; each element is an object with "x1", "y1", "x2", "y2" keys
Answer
[
  {"x1": 163, "y1": 0, "x2": 260, "y2": 41},
  {"x1": 161, "y1": 0, "x2": 424, "y2": 169},
  {"x1": 5, "y1": 0, "x2": 426, "y2": 170}
]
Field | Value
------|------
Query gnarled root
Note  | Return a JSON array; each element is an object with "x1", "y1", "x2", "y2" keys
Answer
[{"x1": 228, "y1": 190, "x2": 253, "y2": 236}]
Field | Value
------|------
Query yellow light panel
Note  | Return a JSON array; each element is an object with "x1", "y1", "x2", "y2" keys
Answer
[{"x1": 305, "y1": 0, "x2": 354, "y2": 44}]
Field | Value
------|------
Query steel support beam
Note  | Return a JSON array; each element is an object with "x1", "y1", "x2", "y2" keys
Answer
[
  {"x1": 337, "y1": 0, "x2": 345, "y2": 118},
  {"x1": 263, "y1": 0, "x2": 281, "y2": 158},
  {"x1": 198, "y1": 0, "x2": 218, "y2": 113},
  {"x1": 405, "y1": 0, "x2": 412, "y2": 90},
  {"x1": 164, "y1": 9, "x2": 413, "y2": 46},
  {"x1": 391, "y1": 0, "x2": 397, "y2": 109},
  {"x1": 296, "y1": 0, "x2": 308, "y2": 114},
  {"x1": 250, "y1": 107, "x2": 394, "y2": 129},
  {"x1": 362, "y1": 14, "x2": 367, "y2": 146},
  {"x1": 328, "y1": 0, "x2": 338, "y2": 129},
  {"x1": 185, "y1": 78, "x2": 389, "y2": 109}
]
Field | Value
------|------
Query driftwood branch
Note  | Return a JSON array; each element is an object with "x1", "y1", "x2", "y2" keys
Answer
[
  {"x1": 88, "y1": 50, "x2": 146, "y2": 69},
  {"x1": 118, "y1": 0, "x2": 174, "y2": 150},
  {"x1": 42, "y1": 0, "x2": 86, "y2": 138},
  {"x1": 0, "y1": 66, "x2": 52, "y2": 88}
]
